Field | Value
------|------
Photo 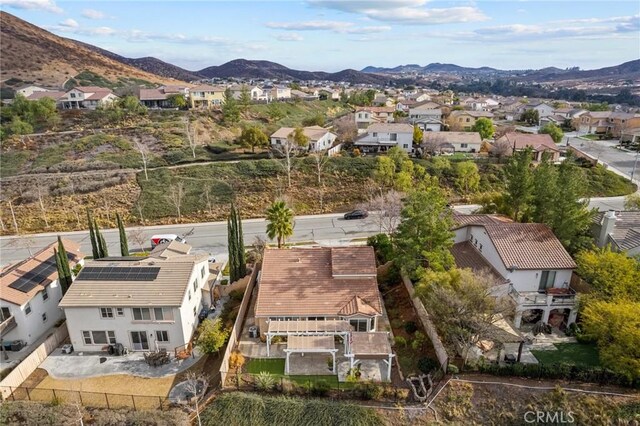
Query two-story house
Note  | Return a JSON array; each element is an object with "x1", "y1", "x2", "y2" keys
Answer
[
  {"x1": 449, "y1": 110, "x2": 494, "y2": 131},
  {"x1": 137, "y1": 86, "x2": 189, "y2": 109},
  {"x1": 576, "y1": 112, "x2": 640, "y2": 137},
  {"x1": 59, "y1": 241, "x2": 209, "y2": 352},
  {"x1": 270, "y1": 126, "x2": 337, "y2": 152},
  {"x1": 270, "y1": 85, "x2": 291, "y2": 100},
  {"x1": 1, "y1": 240, "x2": 84, "y2": 346},
  {"x1": 354, "y1": 123, "x2": 414, "y2": 154},
  {"x1": 409, "y1": 103, "x2": 443, "y2": 132},
  {"x1": 354, "y1": 106, "x2": 395, "y2": 132},
  {"x1": 592, "y1": 210, "x2": 640, "y2": 256},
  {"x1": 59, "y1": 86, "x2": 118, "y2": 109},
  {"x1": 451, "y1": 214, "x2": 578, "y2": 329},
  {"x1": 189, "y1": 85, "x2": 225, "y2": 109}
]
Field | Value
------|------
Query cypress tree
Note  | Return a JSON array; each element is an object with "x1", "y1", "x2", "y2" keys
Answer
[
  {"x1": 235, "y1": 205, "x2": 247, "y2": 278},
  {"x1": 116, "y1": 213, "x2": 129, "y2": 256},
  {"x1": 227, "y1": 208, "x2": 238, "y2": 282},
  {"x1": 87, "y1": 209, "x2": 99, "y2": 259},
  {"x1": 54, "y1": 237, "x2": 73, "y2": 295},
  {"x1": 95, "y1": 219, "x2": 109, "y2": 258}
]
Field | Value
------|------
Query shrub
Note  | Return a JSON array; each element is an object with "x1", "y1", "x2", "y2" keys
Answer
[
  {"x1": 358, "y1": 383, "x2": 385, "y2": 400},
  {"x1": 367, "y1": 234, "x2": 394, "y2": 264},
  {"x1": 229, "y1": 289, "x2": 245, "y2": 302},
  {"x1": 310, "y1": 380, "x2": 331, "y2": 397},
  {"x1": 411, "y1": 331, "x2": 427, "y2": 351},
  {"x1": 418, "y1": 357, "x2": 439, "y2": 374},
  {"x1": 390, "y1": 319, "x2": 403, "y2": 330},
  {"x1": 229, "y1": 350, "x2": 245, "y2": 371},
  {"x1": 447, "y1": 364, "x2": 460, "y2": 374},
  {"x1": 255, "y1": 371, "x2": 276, "y2": 391},
  {"x1": 394, "y1": 336, "x2": 407, "y2": 348},
  {"x1": 403, "y1": 321, "x2": 418, "y2": 334}
]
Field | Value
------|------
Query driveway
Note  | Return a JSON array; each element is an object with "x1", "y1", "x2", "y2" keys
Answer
[{"x1": 40, "y1": 347, "x2": 202, "y2": 379}]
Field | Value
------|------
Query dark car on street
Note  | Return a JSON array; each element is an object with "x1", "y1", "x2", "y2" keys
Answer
[{"x1": 344, "y1": 210, "x2": 368, "y2": 220}]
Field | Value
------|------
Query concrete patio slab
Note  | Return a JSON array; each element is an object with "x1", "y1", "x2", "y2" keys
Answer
[
  {"x1": 337, "y1": 359, "x2": 386, "y2": 382},
  {"x1": 40, "y1": 347, "x2": 202, "y2": 379}
]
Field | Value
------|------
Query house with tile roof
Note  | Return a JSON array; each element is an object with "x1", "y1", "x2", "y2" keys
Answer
[
  {"x1": 59, "y1": 86, "x2": 118, "y2": 109},
  {"x1": 354, "y1": 122, "x2": 414, "y2": 154},
  {"x1": 451, "y1": 213, "x2": 578, "y2": 329},
  {"x1": 493, "y1": 133, "x2": 560, "y2": 162},
  {"x1": 270, "y1": 126, "x2": 337, "y2": 152},
  {"x1": 0, "y1": 239, "x2": 84, "y2": 346},
  {"x1": 576, "y1": 111, "x2": 640, "y2": 138},
  {"x1": 449, "y1": 110, "x2": 494, "y2": 131},
  {"x1": 59, "y1": 241, "x2": 209, "y2": 352},
  {"x1": 422, "y1": 131, "x2": 482, "y2": 154},
  {"x1": 592, "y1": 210, "x2": 640, "y2": 256},
  {"x1": 354, "y1": 106, "x2": 395, "y2": 132},
  {"x1": 254, "y1": 247, "x2": 394, "y2": 380},
  {"x1": 189, "y1": 85, "x2": 225, "y2": 109},
  {"x1": 137, "y1": 86, "x2": 188, "y2": 109}
]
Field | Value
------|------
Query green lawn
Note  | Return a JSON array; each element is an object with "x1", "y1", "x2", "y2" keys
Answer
[
  {"x1": 531, "y1": 343, "x2": 601, "y2": 367},
  {"x1": 245, "y1": 358, "x2": 348, "y2": 388}
]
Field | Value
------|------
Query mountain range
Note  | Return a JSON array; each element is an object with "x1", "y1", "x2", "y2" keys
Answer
[{"x1": 1, "y1": 11, "x2": 638, "y2": 90}]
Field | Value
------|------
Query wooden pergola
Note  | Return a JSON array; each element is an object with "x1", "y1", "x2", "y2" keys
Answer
[
  {"x1": 345, "y1": 332, "x2": 395, "y2": 381},
  {"x1": 284, "y1": 336, "x2": 338, "y2": 374},
  {"x1": 266, "y1": 319, "x2": 352, "y2": 356}
]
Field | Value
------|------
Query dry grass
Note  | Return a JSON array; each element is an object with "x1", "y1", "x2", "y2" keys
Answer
[{"x1": 36, "y1": 374, "x2": 174, "y2": 397}]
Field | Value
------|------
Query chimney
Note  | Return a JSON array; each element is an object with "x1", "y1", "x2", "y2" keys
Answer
[{"x1": 598, "y1": 210, "x2": 617, "y2": 247}]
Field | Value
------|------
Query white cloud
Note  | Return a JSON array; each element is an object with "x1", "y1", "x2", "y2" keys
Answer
[
  {"x1": 81, "y1": 8, "x2": 106, "y2": 20},
  {"x1": 266, "y1": 20, "x2": 390, "y2": 34},
  {"x1": 276, "y1": 33, "x2": 304, "y2": 42},
  {"x1": 0, "y1": 0, "x2": 62, "y2": 14},
  {"x1": 59, "y1": 18, "x2": 78, "y2": 28},
  {"x1": 307, "y1": 0, "x2": 487, "y2": 25}
]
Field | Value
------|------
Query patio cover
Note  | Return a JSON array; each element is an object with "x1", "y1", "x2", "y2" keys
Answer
[
  {"x1": 346, "y1": 332, "x2": 395, "y2": 381},
  {"x1": 284, "y1": 335, "x2": 337, "y2": 374},
  {"x1": 268, "y1": 319, "x2": 352, "y2": 334}
]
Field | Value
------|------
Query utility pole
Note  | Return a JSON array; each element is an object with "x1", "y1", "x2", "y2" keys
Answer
[{"x1": 630, "y1": 143, "x2": 639, "y2": 183}]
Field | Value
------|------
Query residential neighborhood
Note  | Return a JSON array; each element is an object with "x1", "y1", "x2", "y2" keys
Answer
[{"x1": 0, "y1": 2, "x2": 639, "y2": 425}]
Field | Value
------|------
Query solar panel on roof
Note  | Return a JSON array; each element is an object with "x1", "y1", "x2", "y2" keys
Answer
[
  {"x1": 8, "y1": 252, "x2": 75, "y2": 293},
  {"x1": 76, "y1": 266, "x2": 160, "y2": 281}
]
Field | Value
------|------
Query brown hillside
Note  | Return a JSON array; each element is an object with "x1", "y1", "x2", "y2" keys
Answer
[{"x1": 0, "y1": 11, "x2": 187, "y2": 88}]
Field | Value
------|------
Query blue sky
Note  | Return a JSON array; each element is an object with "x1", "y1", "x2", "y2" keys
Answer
[{"x1": 1, "y1": 0, "x2": 638, "y2": 72}]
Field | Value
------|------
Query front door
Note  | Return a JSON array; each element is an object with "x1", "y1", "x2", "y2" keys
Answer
[{"x1": 130, "y1": 331, "x2": 149, "y2": 351}]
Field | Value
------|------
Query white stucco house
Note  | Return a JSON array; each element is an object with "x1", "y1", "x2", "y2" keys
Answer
[
  {"x1": 354, "y1": 123, "x2": 414, "y2": 154},
  {"x1": 1, "y1": 240, "x2": 84, "y2": 346},
  {"x1": 354, "y1": 107, "x2": 395, "y2": 132},
  {"x1": 409, "y1": 103, "x2": 443, "y2": 132},
  {"x1": 270, "y1": 126, "x2": 337, "y2": 152},
  {"x1": 451, "y1": 214, "x2": 578, "y2": 329},
  {"x1": 59, "y1": 86, "x2": 118, "y2": 109},
  {"x1": 15, "y1": 85, "x2": 53, "y2": 98},
  {"x1": 59, "y1": 241, "x2": 209, "y2": 352}
]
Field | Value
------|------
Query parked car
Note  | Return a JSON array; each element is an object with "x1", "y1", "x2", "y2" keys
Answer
[
  {"x1": 344, "y1": 210, "x2": 368, "y2": 220},
  {"x1": 150, "y1": 234, "x2": 183, "y2": 249}
]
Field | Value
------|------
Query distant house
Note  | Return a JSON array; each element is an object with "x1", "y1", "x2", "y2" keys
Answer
[
  {"x1": 1, "y1": 240, "x2": 84, "y2": 346},
  {"x1": 59, "y1": 86, "x2": 118, "y2": 109},
  {"x1": 493, "y1": 133, "x2": 560, "y2": 162},
  {"x1": 270, "y1": 85, "x2": 291, "y2": 100},
  {"x1": 291, "y1": 89, "x2": 318, "y2": 101},
  {"x1": 449, "y1": 110, "x2": 494, "y2": 131},
  {"x1": 189, "y1": 85, "x2": 225, "y2": 109},
  {"x1": 553, "y1": 108, "x2": 587, "y2": 120},
  {"x1": 423, "y1": 131, "x2": 482, "y2": 154},
  {"x1": 354, "y1": 123, "x2": 413, "y2": 154},
  {"x1": 409, "y1": 103, "x2": 443, "y2": 132},
  {"x1": 138, "y1": 86, "x2": 188, "y2": 109},
  {"x1": 16, "y1": 85, "x2": 55, "y2": 98},
  {"x1": 26, "y1": 91, "x2": 66, "y2": 102},
  {"x1": 576, "y1": 112, "x2": 640, "y2": 138},
  {"x1": 251, "y1": 86, "x2": 270, "y2": 102},
  {"x1": 451, "y1": 213, "x2": 578, "y2": 329},
  {"x1": 592, "y1": 210, "x2": 640, "y2": 256},
  {"x1": 59, "y1": 241, "x2": 209, "y2": 352},
  {"x1": 354, "y1": 106, "x2": 395, "y2": 132},
  {"x1": 527, "y1": 102, "x2": 555, "y2": 118},
  {"x1": 270, "y1": 126, "x2": 337, "y2": 152},
  {"x1": 463, "y1": 97, "x2": 498, "y2": 111}
]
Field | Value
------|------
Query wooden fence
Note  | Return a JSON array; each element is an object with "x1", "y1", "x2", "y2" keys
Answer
[
  {"x1": 0, "y1": 324, "x2": 68, "y2": 400},
  {"x1": 218, "y1": 265, "x2": 259, "y2": 387},
  {"x1": 400, "y1": 273, "x2": 449, "y2": 372}
]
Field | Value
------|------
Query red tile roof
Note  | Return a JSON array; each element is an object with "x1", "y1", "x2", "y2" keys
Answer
[
  {"x1": 255, "y1": 247, "x2": 381, "y2": 318},
  {"x1": 498, "y1": 133, "x2": 559, "y2": 152},
  {"x1": 450, "y1": 241, "x2": 506, "y2": 284}
]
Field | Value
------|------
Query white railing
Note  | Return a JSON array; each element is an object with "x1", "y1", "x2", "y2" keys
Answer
[{"x1": 508, "y1": 285, "x2": 577, "y2": 307}]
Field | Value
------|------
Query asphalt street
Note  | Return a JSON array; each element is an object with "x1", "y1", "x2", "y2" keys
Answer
[{"x1": 567, "y1": 136, "x2": 640, "y2": 184}]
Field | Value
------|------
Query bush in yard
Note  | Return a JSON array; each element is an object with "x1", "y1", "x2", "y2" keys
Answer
[
  {"x1": 195, "y1": 318, "x2": 229, "y2": 354},
  {"x1": 358, "y1": 383, "x2": 385, "y2": 400},
  {"x1": 229, "y1": 289, "x2": 245, "y2": 302},
  {"x1": 367, "y1": 233, "x2": 394, "y2": 264},
  {"x1": 255, "y1": 371, "x2": 276, "y2": 391},
  {"x1": 418, "y1": 357, "x2": 439, "y2": 374},
  {"x1": 411, "y1": 331, "x2": 427, "y2": 351},
  {"x1": 229, "y1": 350, "x2": 245, "y2": 371},
  {"x1": 447, "y1": 364, "x2": 459, "y2": 374},
  {"x1": 403, "y1": 321, "x2": 418, "y2": 334},
  {"x1": 310, "y1": 380, "x2": 331, "y2": 397},
  {"x1": 390, "y1": 318, "x2": 402, "y2": 329},
  {"x1": 394, "y1": 336, "x2": 407, "y2": 348}
]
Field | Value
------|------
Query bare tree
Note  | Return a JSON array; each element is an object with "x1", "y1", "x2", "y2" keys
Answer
[
  {"x1": 128, "y1": 227, "x2": 147, "y2": 252},
  {"x1": 184, "y1": 372, "x2": 209, "y2": 426},
  {"x1": 35, "y1": 186, "x2": 50, "y2": 228},
  {"x1": 490, "y1": 139, "x2": 512, "y2": 163},
  {"x1": 134, "y1": 198, "x2": 146, "y2": 224},
  {"x1": 0, "y1": 214, "x2": 5, "y2": 232},
  {"x1": 8, "y1": 200, "x2": 19, "y2": 234},
  {"x1": 359, "y1": 189, "x2": 404, "y2": 234},
  {"x1": 271, "y1": 140, "x2": 298, "y2": 188},
  {"x1": 310, "y1": 151, "x2": 330, "y2": 186},
  {"x1": 420, "y1": 134, "x2": 446, "y2": 158},
  {"x1": 333, "y1": 115, "x2": 358, "y2": 143},
  {"x1": 494, "y1": 125, "x2": 516, "y2": 140},
  {"x1": 167, "y1": 182, "x2": 185, "y2": 221},
  {"x1": 203, "y1": 187, "x2": 214, "y2": 215},
  {"x1": 135, "y1": 140, "x2": 149, "y2": 181},
  {"x1": 185, "y1": 116, "x2": 198, "y2": 159}
]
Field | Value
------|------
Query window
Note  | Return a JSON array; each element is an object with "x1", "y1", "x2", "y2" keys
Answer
[
  {"x1": 132, "y1": 308, "x2": 152, "y2": 321},
  {"x1": 156, "y1": 331, "x2": 169, "y2": 342},
  {"x1": 193, "y1": 280, "x2": 198, "y2": 292},
  {"x1": 70, "y1": 93, "x2": 76, "y2": 98},
  {"x1": 460, "y1": 143, "x2": 468, "y2": 148},
  {"x1": 24, "y1": 303, "x2": 32, "y2": 315},
  {"x1": 307, "y1": 317, "x2": 325, "y2": 321},
  {"x1": 466, "y1": 118, "x2": 470, "y2": 123},
  {"x1": 390, "y1": 133, "x2": 397, "y2": 141},
  {"x1": 479, "y1": 244, "x2": 483, "y2": 252},
  {"x1": 538, "y1": 271, "x2": 557, "y2": 291},
  {"x1": 41, "y1": 286, "x2": 49, "y2": 301},
  {"x1": 188, "y1": 290, "x2": 192, "y2": 301},
  {"x1": 201, "y1": 266, "x2": 205, "y2": 278},
  {"x1": 42, "y1": 313, "x2": 47, "y2": 322},
  {"x1": 116, "y1": 308, "x2": 124, "y2": 317},
  {"x1": 403, "y1": 144, "x2": 409, "y2": 149},
  {"x1": 153, "y1": 307, "x2": 174, "y2": 321},
  {"x1": 0, "y1": 307, "x2": 10, "y2": 321},
  {"x1": 193, "y1": 306, "x2": 197, "y2": 317},
  {"x1": 82, "y1": 331, "x2": 116, "y2": 345},
  {"x1": 349, "y1": 318, "x2": 370, "y2": 332},
  {"x1": 100, "y1": 307, "x2": 114, "y2": 319},
  {"x1": 372, "y1": 132, "x2": 378, "y2": 137}
]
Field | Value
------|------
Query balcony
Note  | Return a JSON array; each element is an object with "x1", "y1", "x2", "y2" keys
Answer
[
  {"x1": 0, "y1": 315, "x2": 17, "y2": 338},
  {"x1": 509, "y1": 286, "x2": 577, "y2": 308}
]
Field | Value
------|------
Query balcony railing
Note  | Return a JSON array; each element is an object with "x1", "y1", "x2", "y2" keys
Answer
[
  {"x1": 509, "y1": 286, "x2": 577, "y2": 307},
  {"x1": 0, "y1": 315, "x2": 17, "y2": 338}
]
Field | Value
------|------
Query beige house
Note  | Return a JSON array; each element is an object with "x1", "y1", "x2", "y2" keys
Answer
[
  {"x1": 189, "y1": 85, "x2": 225, "y2": 109},
  {"x1": 493, "y1": 133, "x2": 560, "y2": 162},
  {"x1": 449, "y1": 110, "x2": 494, "y2": 131},
  {"x1": 576, "y1": 112, "x2": 640, "y2": 138},
  {"x1": 422, "y1": 131, "x2": 482, "y2": 154}
]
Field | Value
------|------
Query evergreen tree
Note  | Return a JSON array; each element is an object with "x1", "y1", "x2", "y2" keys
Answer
[
  {"x1": 530, "y1": 152, "x2": 558, "y2": 224},
  {"x1": 227, "y1": 203, "x2": 247, "y2": 282},
  {"x1": 235, "y1": 205, "x2": 246, "y2": 278},
  {"x1": 54, "y1": 237, "x2": 73, "y2": 295},
  {"x1": 116, "y1": 213, "x2": 129, "y2": 256},
  {"x1": 227, "y1": 208, "x2": 238, "y2": 282},
  {"x1": 94, "y1": 219, "x2": 109, "y2": 258},
  {"x1": 504, "y1": 148, "x2": 533, "y2": 221},
  {"x1": 86, "y1": 209, "x2": 99, "y2": 259},
  {"x1": 222, "y1": 88, "x2": 240, "y2": 124},
  {"x1": 239, "y1": 85, "x2": 252, "y2": 113}
]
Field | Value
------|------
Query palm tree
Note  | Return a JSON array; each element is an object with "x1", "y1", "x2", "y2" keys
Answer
[{"x1": 265, "y1": 201, "x2": 294, "y2": 248}]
